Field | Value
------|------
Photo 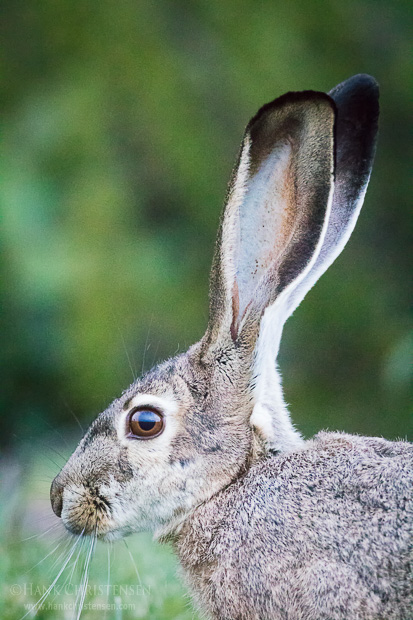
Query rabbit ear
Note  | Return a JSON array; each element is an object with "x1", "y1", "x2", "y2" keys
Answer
[
  {"x1": 205, "y1": 91, "x2": 336, "y2": 351},
  {"x1": 283, "y1": 74, "x2": 380, "y2": 317},
  {"x1": 250, "y1": 76, "x2": 379, "y2": 452},
  {"x1": 203, "y1": 78, "x2": 379, "y2": 453}
]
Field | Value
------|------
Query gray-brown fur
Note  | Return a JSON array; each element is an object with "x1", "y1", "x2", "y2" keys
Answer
[
  {"x1": 176, "y1": 433, "x2": 413, "y2": 620},
  {"x1": 51, "y1": 75, "x2": 412, "y2": 619}
]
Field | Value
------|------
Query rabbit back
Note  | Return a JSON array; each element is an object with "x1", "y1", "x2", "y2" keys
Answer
[{"x1": 177, "y1": 432, "x2": 413, "y2": 620}]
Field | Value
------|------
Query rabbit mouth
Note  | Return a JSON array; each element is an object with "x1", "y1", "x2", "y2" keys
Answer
[{"x1": 60, "y1": 485, "x2": 113, "y2": 537}]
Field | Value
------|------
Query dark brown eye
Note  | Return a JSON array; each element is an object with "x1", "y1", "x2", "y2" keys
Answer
[{"x1": 127, "y1": 407, "x2": 164, "y2": 439}]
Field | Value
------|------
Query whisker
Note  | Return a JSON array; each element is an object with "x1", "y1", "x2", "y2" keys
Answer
[
  {"x1": 19, "y1": 529, "x2": 84, "y2": 620},
  {"x1": 22, "y1": 410, "x2": 74, "y2": 453},
  {"x1": 48, "y1": 535, "x2": 77, "y2": 577},
  {"x1": 36, "y1": 451, "x2": 66, "y2": 473},
  {"x1": 75, "y1": 531, "x2": 96, "y2": 620},
  {"x1": 64, "y1": 534, "x2": 86, "y2": 590},
  {"x1": 26, "y1": 538, "x2": 66, "y2": 573},
  {"x1": 151, "y1": 339, "x2": 161, "y2": 368},
  {"x1": 119, "y1": 327, "x2": 137, "y2": 382},
  {"x1": 141, "y1": 315, "x2": 153, "y2": 375},
  {"x1": 67, "y1": 535, "x2": 89, "y2": 618},
  {"x1": 103, "y1": 542, "x2": 112, "y2": 620},
  {"x1": 47, "y1": 445, "x2": 73, "y2": 466},
  {"x1": 42, "y1": 454, "x2": 66, "y2": 473},
  {"x1": 48, "y1": 535, "x2": 85, "y2": 607},
  {"x1": 20, "y1": 522, "x2": 61, "y2": 543},
  {"x1": 110, "y1": 308, "x2": 137, "y2": 382},
  {"x1": 59, "y1": 396, "x2": 85, "y2": 434},
  {"x1": 123, "y1": 538, "x2": 142, "y2": 586},
  {"x1": 57, "y1": 535, "x2": 85, "y2": 618}
]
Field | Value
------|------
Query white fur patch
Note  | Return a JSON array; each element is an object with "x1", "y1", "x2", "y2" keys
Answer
[
  {"x1": 250, "y1": 168, "x2": 335, "y2": 452},
  {"x1": 237, "y1": 143, "x2": 292, "y2": 318},
  {"x1": 124, "y1": 393, "x2": 178, "y2": 416}
]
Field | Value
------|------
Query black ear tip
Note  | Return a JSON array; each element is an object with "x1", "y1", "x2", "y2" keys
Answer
[
  {"x1": 328, "y1": 75, "x2": 379, "y2": 194},
  {"x1": 329, "y1": 73, "x2": 379, "y2": 96},
  {"x1": 339, "y1": 73, "x2": 379, "y2": 93},
  {"x1": 329, "y1": 74, "x2": 379, "y2": 120}
]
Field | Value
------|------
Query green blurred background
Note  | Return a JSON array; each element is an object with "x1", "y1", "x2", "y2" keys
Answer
[
  {"x1": 1, "y1": 1, "x2": 412, "y2": 617},
  {"x1": 2, "y1": 0, "x2": 411, "y2": 446}
]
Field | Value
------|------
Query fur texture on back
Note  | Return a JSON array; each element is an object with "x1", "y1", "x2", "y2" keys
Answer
[{"x1": 176, "y1": 433, "x2": 413, "y2": 619}]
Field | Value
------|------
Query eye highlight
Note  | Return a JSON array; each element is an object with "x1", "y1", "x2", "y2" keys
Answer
[{"x1": 127, "y1": 407, "x2": 164, "y2": 439}]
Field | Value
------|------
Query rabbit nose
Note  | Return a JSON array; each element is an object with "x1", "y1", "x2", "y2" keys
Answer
[{"x1": 50, "y1": 478, "x2": 63, "y2": 518}]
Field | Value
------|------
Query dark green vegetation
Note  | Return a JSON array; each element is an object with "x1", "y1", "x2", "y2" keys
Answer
[{"x1": 1, "y1": 1, "x2": 411, "y2": 617}]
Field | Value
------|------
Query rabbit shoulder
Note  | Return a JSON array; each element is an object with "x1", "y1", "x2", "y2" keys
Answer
[{"x1": 177, "y1": 432, "x2": 413, "y2": 620}]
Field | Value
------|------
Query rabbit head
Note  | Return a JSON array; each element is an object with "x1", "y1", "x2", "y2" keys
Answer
[{"x1": 50, "y1": 75, "x2": 379, "y2": 542}]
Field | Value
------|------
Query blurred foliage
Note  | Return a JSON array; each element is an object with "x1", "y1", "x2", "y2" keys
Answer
[{"x1": 1, "y1": 0, "x2": 412, "y2": 450}]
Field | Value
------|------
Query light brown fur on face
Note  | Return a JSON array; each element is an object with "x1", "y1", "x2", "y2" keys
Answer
[
  {"x1": 51, "y1": 75, "x2": 413, "y2": 619},
  {"x1": 52, "y1": 344, "x2": 256, "y2": 541}
]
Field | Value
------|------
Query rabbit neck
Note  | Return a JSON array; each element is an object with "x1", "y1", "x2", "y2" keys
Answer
[{"x1": 251, "y1": 304, "x2": 304, "y2": 453}]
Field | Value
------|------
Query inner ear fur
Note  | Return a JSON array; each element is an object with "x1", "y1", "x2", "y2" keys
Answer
[{"x1": 206, "y1": 91, "x2": 336, "y2": 351}]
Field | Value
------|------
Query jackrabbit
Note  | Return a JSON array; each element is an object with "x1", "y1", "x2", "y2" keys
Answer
[{"x1": 51, "y1": 74, "x2": 412, "y2": 620}]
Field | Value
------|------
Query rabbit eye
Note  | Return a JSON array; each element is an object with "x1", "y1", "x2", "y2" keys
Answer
[{"x1": 127, "y1": 407, "x2": 164, "y2": 439}]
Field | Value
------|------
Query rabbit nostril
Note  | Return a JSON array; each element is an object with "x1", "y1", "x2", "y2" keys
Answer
[{"x1": 50, "y1": 478, "x2": 63, "y2": 518}]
